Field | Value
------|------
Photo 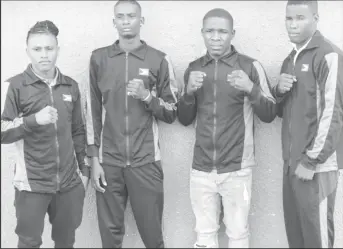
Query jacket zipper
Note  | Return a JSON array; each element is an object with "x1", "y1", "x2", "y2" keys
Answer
[
  {"x1": 212, "y1": 60, "x2": 218, "y2": 169},
  {"x1": 48, "y1": 84, "x2": 60, "y2": 191},
  {"x1": 125, "y1": 52, "x2": 130, "y2": 166}
]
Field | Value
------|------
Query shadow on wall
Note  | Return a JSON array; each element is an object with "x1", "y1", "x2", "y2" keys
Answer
[
  {"x1": 1, "y1": 44, "x2": 343, "y2": 249},
  {"x1": 71, "y1": 69, "x2": 342, "y2": 248},
  {"x1": 1, "y1": 68, "x2": 343, "y2": 248},
  {"x1": 2, "y1": 118, "x2": 342, "y2": 248},
  {"x1": 1, "y1": 1, "x2": 343, "y2": 247}
]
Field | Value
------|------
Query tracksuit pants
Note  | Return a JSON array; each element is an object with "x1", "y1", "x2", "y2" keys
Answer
[
  {"x1": 96, "y1": 161, "x2": 164, "y2": 248},
  {"x1": 14, "y1": 182, "x2": 85, "y2": 248},
  {"x1": 283, "y1": 169, "x2": 339, "y2": 248}
]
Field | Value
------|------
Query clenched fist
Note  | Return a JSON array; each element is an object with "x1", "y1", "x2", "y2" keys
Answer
[
  {"x1": 276, "y1": 73, "x2": 297, "y2": 95},
  {"x1": 35, "y1": 106, "x2": 58, "y2": 125},
  {"x1": 127, "y1": 78, "x2": 150, "y2": 101},
  {"x1": 227, "y1": 70, "x2": 254, "y2": 93},
  {"x1": 186, "y1": 71, "x2": 206, "y2": 95}
]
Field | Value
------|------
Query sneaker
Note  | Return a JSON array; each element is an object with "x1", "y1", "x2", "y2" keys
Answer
[{"x1": 194, "y1": 243, "x2": 217, "y2": 248}]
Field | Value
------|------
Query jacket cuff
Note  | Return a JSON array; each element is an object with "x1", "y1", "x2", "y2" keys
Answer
[
  {"x1": 87, "y1": 145, "x2": 99, "y2": 157},
  {"x1": 248, "y1": 84, "x2": 260, "y2": 103},
  {"x1": 271, "y1": 85, "x2": 286, "y2": 104},
  {"x1": 300, "y1": 154, "x2": 317, "y2": 170},
  {"x1": 23, "y1": 114, "x2": 39, "y2": 130},
  {"x1": 182, "y1": 93, "x2": 195, "y2": 105},
  {"x1": 144, "y1": 95, "x2": 158, "y2": 111},
  {"x1": 80, "y1": 166, "x2": 91, "y2": 178}
]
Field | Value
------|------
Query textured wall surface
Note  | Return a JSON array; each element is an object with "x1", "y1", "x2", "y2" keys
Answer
[{"x1": 1, "y1": 1, "x2": 342, "y2": 248}]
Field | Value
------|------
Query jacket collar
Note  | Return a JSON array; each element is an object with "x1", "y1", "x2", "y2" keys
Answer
[
  {"x1": 108, "y1": 40, "x2": 148, "y2": 60},
  {"x1": 23, "y1": 65, "x2": 70, "y2": 86},
  {"x1": 288, "y1": 30, "x2": 323, "y2": 58},
  {"x1": 201, "y1": 45, "x2": 238, "y2": 67},
  {"x1": 305, "y1": 30, "x2": 324, "y2": 50}
]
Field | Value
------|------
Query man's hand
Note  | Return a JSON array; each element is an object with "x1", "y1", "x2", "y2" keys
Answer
[
  {"x1": 127, "y1": 78, "x2": 150, "y2": 101},
  {"x1": 80, "y1": 175, "x2": 89, "y2": 191},
  {"x1": 227, "y1": 70, "x2": 254, "y2": 94},
  {"x1": 276, "y1": 73, "x2": 297, "y2": 95},
  {"x1": 186, "y1": 71, "x2": 206, "y2": 95},
  {"x1": 295, "y1": 163, "x2": 315, "y2": 181},
  {"x1": 91, "y1": 157, "x2": 107, "y2": 193},
  {"x1": 35, "y1": 106, "x2": 58, "y2": 125}
]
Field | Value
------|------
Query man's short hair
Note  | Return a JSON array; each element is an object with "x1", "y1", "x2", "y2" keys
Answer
[
  {"x1": 26, "y1": 20, "x2": 59, "y2": 44},
  {"x1": 203, "y1": 8, "x2": 234, "y2": 29},
  {"x1": 114, "y1": 0, "x2": 142, "y2": 15},
  {"x1": 287, "y1": 0, "x2": 318, "y2": 14}
]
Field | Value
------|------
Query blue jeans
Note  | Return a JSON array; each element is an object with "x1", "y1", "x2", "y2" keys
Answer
[{"x1": 190, "y1": 167, "x2": 252, "y2": 248}]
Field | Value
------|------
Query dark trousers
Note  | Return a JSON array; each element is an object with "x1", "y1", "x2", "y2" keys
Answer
[
  {"x1": 283, "y1": 170, "x2": 338, "y2": 248},
  {"x1": 96, "y1": 162, "x2": 164, "y2": 248},
  {"x1": 14, "y1": 182, "x2": 85, "y2": 248}
]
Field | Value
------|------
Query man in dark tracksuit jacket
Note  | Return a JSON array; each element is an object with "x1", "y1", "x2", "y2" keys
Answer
[
  {"x1": 178, "y1": 9, "x2": 277, "y2": 248},
  {"x1": 1, "y1": 21, "x2": 89, "y2": 248},
  {"x1": 85, "y1": 1, "x2": 178, "y2": 248},
  {"x1": 271, "y1": 1, "x2": 343, "y2": 248}
]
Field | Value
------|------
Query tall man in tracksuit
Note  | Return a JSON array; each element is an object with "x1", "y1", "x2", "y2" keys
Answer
[
  {"x1": 178, "y1": 8, "x2": 278, "y2": 248},
  {"x1": 271, "y1": 1, "x2": 343, "y2": 248},
  {"x1": 85, "y1": 0, "x2": 178, "y2": 248},
  {"x1": 1, "y1": 20, "x2": 89, "y2": 248}
]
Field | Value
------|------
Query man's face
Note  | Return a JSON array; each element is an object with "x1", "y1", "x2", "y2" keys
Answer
[
  {"x1": 113, "y1": 2, "x2": 143, "y2": 39},
  {"x1": 202, "y1": 17, "x2": 235, "y2": 58},
  {"x1": 26, "y1": 33, "x2": 59, "y2": 74},
  {"x1": 285, "y1": 4, "x2": 318, "y2": 46}
]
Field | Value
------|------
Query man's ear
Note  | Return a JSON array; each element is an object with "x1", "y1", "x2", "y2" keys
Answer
[
  {"x1": 140, "y1": 17, "x2": 145, "y2": 26},
  {"x1": 232, "y1": 29, "x2": 236, "y2": 37},
  {"x1": 313, "y1": 13, "x2": 319, "y2": 23}
]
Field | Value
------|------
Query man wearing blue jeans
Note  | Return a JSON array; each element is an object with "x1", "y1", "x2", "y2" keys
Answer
[{"x1": 178, "y1": 8, "x2": 277, "y2": 248}]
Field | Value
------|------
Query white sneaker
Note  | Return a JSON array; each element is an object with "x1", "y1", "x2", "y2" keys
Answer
[{"x1": 194, "y1": 243, "x2": 217, "y2": 248}]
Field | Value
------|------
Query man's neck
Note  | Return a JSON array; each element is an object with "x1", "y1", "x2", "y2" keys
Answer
[
  {"x1": 119, "y1": 36, "x2": 142, "y2": 52},
  {"x1": 295, "y1": 37, "x2": 311, "y2": 51},
  {"x1": 31, "y1": 65, "x2": 56, "y2": 80},
  {"x1": 210, "y1": 46, "x2": 232, "y2": 61},
  {"x1": 295, "y1": 30, "x2": 316, "y2": 51}
]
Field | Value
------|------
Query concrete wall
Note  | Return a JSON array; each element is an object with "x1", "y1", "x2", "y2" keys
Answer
[{"x1": 1, "y1": 1, "x2": 342, "y2": 248}]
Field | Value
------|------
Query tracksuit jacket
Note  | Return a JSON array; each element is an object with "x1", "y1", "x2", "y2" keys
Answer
[
  {"x1": 1, "y1": 65, "x2": 89, "y2": 193},
  {"x1": 272, "y1": 31, "x2": 343, "y2": 173},
  {"x1": 86, "y1": 40, "x2": 178, "y2": 166},
  {"x1": 178, "y1": 46, "x2": 278, "y2": 173}
]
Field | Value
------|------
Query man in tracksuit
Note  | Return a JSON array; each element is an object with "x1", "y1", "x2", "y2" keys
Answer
[
  {"x1": 1, "y1": 20, "x2": 89, "y2": 248},
  {"x1": 178, "y1": 8, "x2": 277, "y2": 248},
  {"x1": 271, "y1": 1, "x2": 343, "y2": 248},
  {"x1": 85, "y1": 0, "x2": 178, "y2": 248}
]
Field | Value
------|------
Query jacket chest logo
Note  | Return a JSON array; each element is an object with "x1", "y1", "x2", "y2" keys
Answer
[
  {"x1": 62, "y1": 94, "x2": 72, "y2": 102},
  {"x1": 301, "y1": 64, "x2": 309, "y2": 72},
  {"x1": 139, "y1": 68, "x2": 149, "y2": 76}
]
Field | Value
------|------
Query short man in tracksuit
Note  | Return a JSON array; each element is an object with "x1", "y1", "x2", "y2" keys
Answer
[
  {"x1": 178, "y1": 8, "x2": 277, "y2": 248},
  {"x1": 1, "y1": 20, "x2": 89, "y2": 248},
  {"x1": 85, "y1": 0, "x2": 178, "y2": 248},
  {"x1": 271, "y1": 1, "x2": 343, "y2": 248}
]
